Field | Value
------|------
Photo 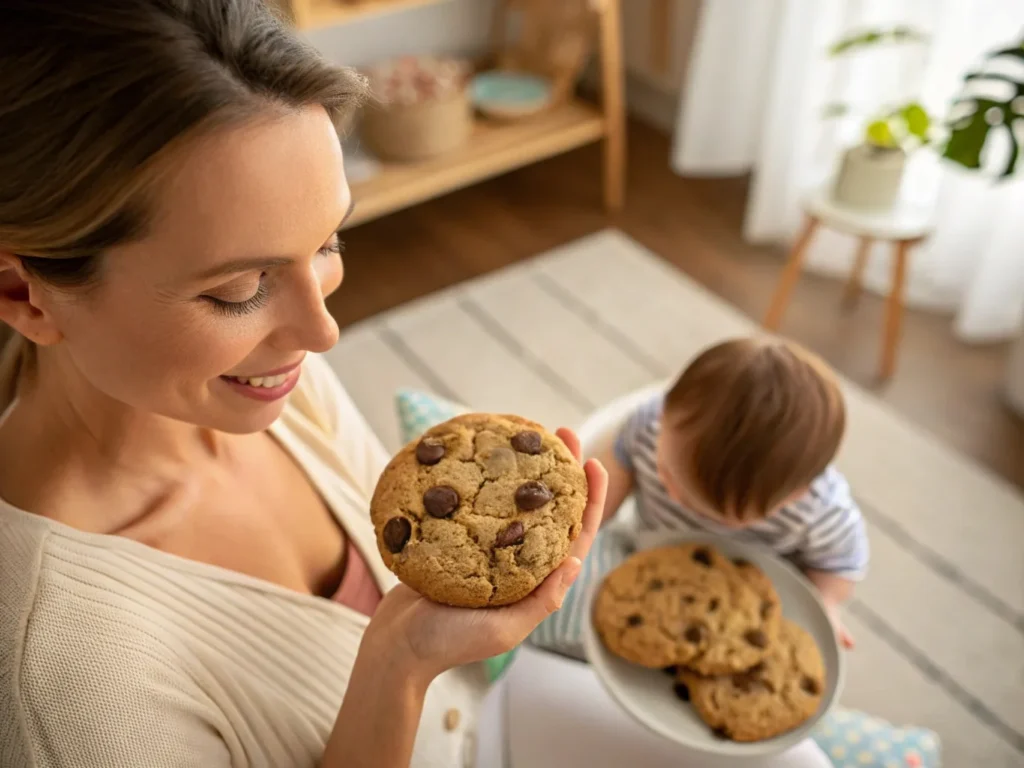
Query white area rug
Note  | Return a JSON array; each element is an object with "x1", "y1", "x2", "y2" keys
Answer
[{"x1": 326, "y1": 230, "x2": 1024, "y2": 767}]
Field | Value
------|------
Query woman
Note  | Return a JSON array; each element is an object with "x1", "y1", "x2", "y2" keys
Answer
[{"x1": 0, "y1": 2, "x2": 606, "y2": 766}]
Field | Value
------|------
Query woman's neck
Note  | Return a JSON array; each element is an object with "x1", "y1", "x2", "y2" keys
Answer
[{"x1": 0, "y1": 348, "x2": 224, "y2": 530}]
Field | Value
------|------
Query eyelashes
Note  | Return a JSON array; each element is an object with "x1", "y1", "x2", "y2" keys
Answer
[
  {"x1": 202, "y1": 238, "x2": 344, "y2": 317},
  {"x1": 204, "y1": 280, "x2": 271, "y2": 316}
]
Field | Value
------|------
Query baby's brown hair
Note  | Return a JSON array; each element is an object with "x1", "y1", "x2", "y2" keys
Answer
[{"x1": 662, "y1": 336, "x2": 845, "y2": 521}]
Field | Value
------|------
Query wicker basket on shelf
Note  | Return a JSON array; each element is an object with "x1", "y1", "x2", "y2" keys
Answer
[{"x1": 361, "y1": 55, "x2": 473, "y2": 163}]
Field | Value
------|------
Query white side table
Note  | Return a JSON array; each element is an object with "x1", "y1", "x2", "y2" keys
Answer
[{"x1": 762, "y1": 190, "x2": 934, "y2": 379}]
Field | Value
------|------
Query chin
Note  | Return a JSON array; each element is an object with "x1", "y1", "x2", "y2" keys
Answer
[{"x1": 214, "y1": 401, "x2": 288, "y2": 434}]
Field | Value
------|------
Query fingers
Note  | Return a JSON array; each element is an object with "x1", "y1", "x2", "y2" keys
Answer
[
  {"x1": 568, "y1": 458, "x2": 608, "y2": 563},
  {"x1": 840, "y1": 625, "x2": 856, "y2": 650},
  {"x1": 555, "y1": 427, "x2": 582, "y2": 462}
]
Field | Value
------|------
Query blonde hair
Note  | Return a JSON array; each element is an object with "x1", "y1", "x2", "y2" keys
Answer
[
  {"x1": 662, "y1": 336, "x2": 846, "y2": 521},
  {"x1": 0, "y1": 0, "x2": 368, "y2": 412}
]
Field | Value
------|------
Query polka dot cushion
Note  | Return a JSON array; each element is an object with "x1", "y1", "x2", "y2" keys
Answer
[
  {"x1": 393, "y1": 389, "x2": 516, "y2": 683},
  {"x1": 812, "y1": 709, "x2": 941, "y2": 767}
]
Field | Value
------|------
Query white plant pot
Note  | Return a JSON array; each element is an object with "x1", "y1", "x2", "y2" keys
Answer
[
  {"x1": 831, "y1": 144, "x2": 906, "y2": 212},
  {"x1": 1005, "y1": 332, "x2": 1024, "y2": 418}
]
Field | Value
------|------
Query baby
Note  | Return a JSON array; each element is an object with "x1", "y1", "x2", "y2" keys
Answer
[{"x1": 598, "y1": 336, "x2": 868, "y2": 648}]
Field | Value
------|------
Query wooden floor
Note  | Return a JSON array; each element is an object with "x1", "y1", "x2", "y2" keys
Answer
[{"x1": 330, "y1": 120, "x2": 1024, "y2": 491}]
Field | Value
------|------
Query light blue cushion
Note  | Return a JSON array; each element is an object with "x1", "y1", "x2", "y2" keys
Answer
[
  {"x1": 394, "y1": 388, "x2": 516, "y2": 684},
  {"x1": 811, "y1": 709, "x2": 941, "y2": 767}
]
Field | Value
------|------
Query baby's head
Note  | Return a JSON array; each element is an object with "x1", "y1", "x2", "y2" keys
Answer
[{"x1": 656, "y1": 336, "x2": 845, "y2": 527}]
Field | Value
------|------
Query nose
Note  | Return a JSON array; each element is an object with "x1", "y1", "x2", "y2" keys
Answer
[{"x1": 273, "y1": 270, "x2": 340, "y2": 354}]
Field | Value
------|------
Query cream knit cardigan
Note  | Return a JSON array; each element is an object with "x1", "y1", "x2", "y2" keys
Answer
[{"x1": 0, "y1": 355, "x2": 488, "y2": 767}]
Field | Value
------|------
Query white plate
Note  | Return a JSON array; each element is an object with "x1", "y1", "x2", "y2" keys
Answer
[{"x1": 582, "y1": 531, "x2": 845, "y2": 762}]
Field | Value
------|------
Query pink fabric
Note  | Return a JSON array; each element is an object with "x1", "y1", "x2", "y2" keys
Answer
[{"x1": 331, "y1": 539, "x2": 382, "y2": 617}]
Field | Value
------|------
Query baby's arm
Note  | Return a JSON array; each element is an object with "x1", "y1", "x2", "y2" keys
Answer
[
  {"x1": 594, "y1": 442, "x2": 634, "y2": 525},
  {"x1": 795, "y1": 468, "x2": 869, "y2": 649}
]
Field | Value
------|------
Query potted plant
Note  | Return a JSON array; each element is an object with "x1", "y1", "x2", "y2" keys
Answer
[
  {"x1": 823, "y1": 26, "x2": 933, "y2": 211},
  {"x1": 823, "y1": 26, "x2": 1023, "y2": 211}
]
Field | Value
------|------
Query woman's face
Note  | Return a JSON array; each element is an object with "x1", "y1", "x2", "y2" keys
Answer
[{"x1": 33, "y1": 106, "x2": 351, "y2": 434}]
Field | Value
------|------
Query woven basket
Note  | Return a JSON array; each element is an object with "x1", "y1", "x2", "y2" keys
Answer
[{"x1": 361, "y1": 89, "x2": 472, "y2": 162}]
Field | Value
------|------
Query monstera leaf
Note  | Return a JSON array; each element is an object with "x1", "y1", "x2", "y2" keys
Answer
[{"x1": 942, "y1": 43, "x2": 1024, "y2": 178}]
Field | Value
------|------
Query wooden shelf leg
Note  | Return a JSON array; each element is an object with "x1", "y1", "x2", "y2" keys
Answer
[
  {"x1": 598, "y1": 0, "x2": 626, "y2": 212},
  {"x1": 842, "y1": 236, "x2": 874, "y2": 309},
  {"x1": 880, "y1": 239, "x2": 911, "y2": 380},
  {"x1": 763, "y1": 216, "x2": 820, "y2": 331}
]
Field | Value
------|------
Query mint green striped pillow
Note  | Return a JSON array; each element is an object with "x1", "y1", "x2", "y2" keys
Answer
[
  {"x1": 394, "y1": 389, "x2": 517, "y2": 683},
  {"x1": 528, "y1": 528, "x2": 631, "y2": 660}
]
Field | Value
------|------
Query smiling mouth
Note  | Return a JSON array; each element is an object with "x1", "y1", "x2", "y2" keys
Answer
[{"x1": 222, "y1": 373, "x2": 290, "y2": 388}]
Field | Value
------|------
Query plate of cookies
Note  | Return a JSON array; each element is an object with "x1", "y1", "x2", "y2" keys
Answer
[{"x1": 583, "y1": 534, "x2": 844, "y2": 759}]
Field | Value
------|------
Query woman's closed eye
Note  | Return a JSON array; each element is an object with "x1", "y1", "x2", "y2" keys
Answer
[
  {"x1": 200, "y1": 237, "x2": 344, "y2": 316},
  {"x1": 202, "y1": 276, "x2": 270, "y2": 316}
]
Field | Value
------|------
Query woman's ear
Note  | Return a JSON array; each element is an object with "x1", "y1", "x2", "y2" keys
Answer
[{"x1": 0, "y1": 253, "x2": 63, "y2": 345}]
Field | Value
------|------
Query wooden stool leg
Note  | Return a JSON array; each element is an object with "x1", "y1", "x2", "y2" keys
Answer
[
  {"x1": 598, "y1": 0, "x2": 626, "y2": 212},
  {"x1": 842, "y1": 236, "x2": 874, "y2": 309},
  {"x1": 880, "y1": 240, "x2": 911, "y2": 379},
  {"x1": 763, "y1": 216, "x2": 820, "y2": 331}
]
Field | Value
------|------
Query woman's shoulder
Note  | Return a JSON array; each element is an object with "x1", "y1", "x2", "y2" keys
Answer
[{"x1": 0, "y1": 508, "x2": 49, "y2": 639}]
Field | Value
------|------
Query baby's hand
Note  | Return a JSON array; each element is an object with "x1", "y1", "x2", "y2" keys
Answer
[{"x1": 824, "y1": 600, "x2": 855, "y2": 650}]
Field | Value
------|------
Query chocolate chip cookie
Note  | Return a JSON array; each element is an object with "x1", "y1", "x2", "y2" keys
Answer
[
  {"x1": 676, "y1": 619, "x2": 826, "y2": 742},
  {"x1": 371, "y1": 413, "x2": 587, "y2": 608},
  {"x1": 593, "y1": 543, "x2": 779, "y2": 674}
]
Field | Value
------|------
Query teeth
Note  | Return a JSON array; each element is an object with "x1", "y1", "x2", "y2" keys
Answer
[{"x1": 231, "y1": 373, "x2": 289, "y2": 388}]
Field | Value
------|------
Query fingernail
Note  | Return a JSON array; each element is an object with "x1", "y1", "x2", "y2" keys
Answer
[{"x1": 561, "y1": 557, "x2": 582, "y2": 587}]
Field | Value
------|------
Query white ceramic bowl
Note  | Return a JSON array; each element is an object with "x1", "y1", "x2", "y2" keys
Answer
[{"x1": 582, "y1": 531, "x2": 845, "y2": 762}]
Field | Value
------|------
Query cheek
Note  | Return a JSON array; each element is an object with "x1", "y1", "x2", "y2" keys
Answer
[
  {"x1": 318, "y1": 255, "x2": 343, "y2": 298},
  {"x1": 61, "y1": 298, "x2": 259, "y2": 401}
]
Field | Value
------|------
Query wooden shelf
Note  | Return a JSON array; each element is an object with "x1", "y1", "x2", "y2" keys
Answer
[
  {"x1": 296, "y1": 0, "x2": 452, "y2": 30},
  {"x1": 346, "y1": 100, "x2": 606, "y2": 228}
]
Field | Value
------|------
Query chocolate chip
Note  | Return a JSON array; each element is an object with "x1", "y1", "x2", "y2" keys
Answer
[
  {"x1": 415, "y1": 437, "x2": 445, "y2": 465},
  {"x1": 760, "y1": 601, "x2": 773, "y2": 619},
  {"x1": 744, "y1": 629, "x2": 768, "y2": 648},
  {"x1": 423, "y1": 486, "x2": 459, "y2": 518},
  {"x1": 514, "y1": 480, "x2": 553, "y2": 511},
  {"x1": 673, "y1": 682, "x2": 690, "y2": 701},
  {"x1": 684, "y1": 624, "x2": 705, "y2": 643},
  {"x1": 649, "y1": 579, "x2": 665, "y2": 591},
  {"x1": 662, "y1": 665, "x2": 678, "y2": 676},
  {"x1": 495, "y1": 521, "x2": 525, "y2": 548},
  {"x1": 382, "y1": 517, "x2": 412, "y2": 553},
  {"x1": 732, "y1": 558, "x2": 750, "y2": 568},
  {"x1": 683, "y1": 595, "x2": 696, "y2": 604},
  {"x1": 692, "y1": 547, "x2": 712, "y2": 566},
  {"x1": 733, "y1": 676, "x2": 757, "y2": 693},
  {"x1": 626, "y1": 613, "x2": 644, "y2": 627},
  {"x1": 708, "y1": 598, "x2": 720, "y2": 612},
  {"x1": 801, "y1": 676, "x2": 821, "y2": 695},
  {"x1": 510, "y1": 430, "x2": 543, "y2": 455},
  {"x1": 711, "y1": 727, "x2": 730, "y2": 740}
]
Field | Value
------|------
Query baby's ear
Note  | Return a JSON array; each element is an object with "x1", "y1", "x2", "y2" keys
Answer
[{"x1": 0, "y1": 253, "x2": 63, "y2": 346}]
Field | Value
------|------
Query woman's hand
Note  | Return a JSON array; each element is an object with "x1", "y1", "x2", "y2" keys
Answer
[{"x1": 366, "y1": 427, "x2": 607, "y2": 684}]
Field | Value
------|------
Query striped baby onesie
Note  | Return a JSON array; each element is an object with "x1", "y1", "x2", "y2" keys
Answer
[{"x1": 613, "y1": 394, "x2": 869, "y2": 580}]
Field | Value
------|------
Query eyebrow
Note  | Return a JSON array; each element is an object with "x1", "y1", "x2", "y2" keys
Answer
[{"x1": 193, "y1": 198, "x2": 356, "y2": 281}]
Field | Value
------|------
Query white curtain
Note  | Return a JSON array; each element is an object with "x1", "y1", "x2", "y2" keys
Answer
[{"x1": 671, "y1": 0, "x2": 1024, "y2": 343}]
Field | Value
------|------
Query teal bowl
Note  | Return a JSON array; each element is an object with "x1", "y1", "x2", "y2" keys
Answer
[{"x1": 470, "y1": 70, "x2": 553, "y2": 119}]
